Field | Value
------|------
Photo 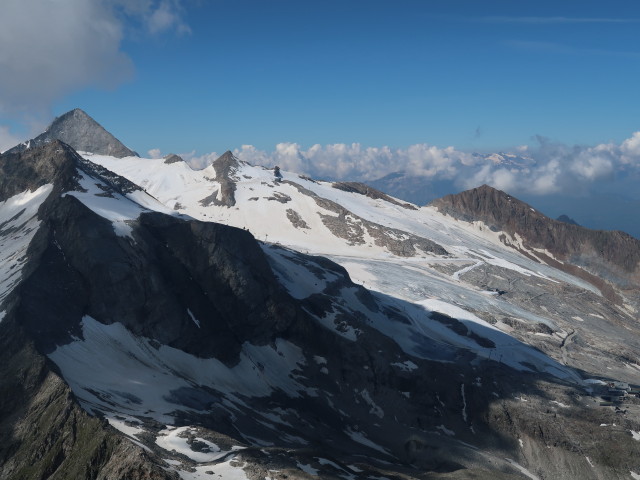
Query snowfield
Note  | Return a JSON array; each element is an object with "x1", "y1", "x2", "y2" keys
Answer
[{"x1": 0, "y1": 184, "x2": 53, "y2": 310}]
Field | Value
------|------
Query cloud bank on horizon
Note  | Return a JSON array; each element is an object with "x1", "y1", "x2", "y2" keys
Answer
[{"x1": 172, "y1": 131, "x2": 640, "y2": 199}]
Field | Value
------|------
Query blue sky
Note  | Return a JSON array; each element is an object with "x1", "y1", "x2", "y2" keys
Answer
[{"x1": 2, "y1": 0, "x2": 639, "y2": 156}]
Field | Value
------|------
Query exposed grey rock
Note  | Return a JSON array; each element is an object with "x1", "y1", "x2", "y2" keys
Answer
[
  {"x1": 430, "y1": 184, "x2": 640, "y2": 305},
  {"x1": 558, "y1": 214, "x2": 580, "y2": 226},
  {"x1": 0, "y1": 317, "x2": 175, "y2": 480},
  {"x1": 332, "y1": 181, "x2": 418, "y2": 210},
  {"x1": 286, "y1": 180, "x2": 448, "y2": 256},
  {"x1": 5, "y1": 108, "x2": 137, "y2": 158},
  {"x1": 286, "y1": 209, "x2": 309, "y2": 229},
  {"x1": 163, "y1": 153, "x2": 184, "y2": 164},
  {"x1": 210, "y1": 150, "x2": 239, "y2": 207},
  {"x1": 266, "y1": 192, "x2": 291, "y2": 203}
]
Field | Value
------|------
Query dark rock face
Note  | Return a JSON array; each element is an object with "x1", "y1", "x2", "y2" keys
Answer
[
  {"x1": 5, "y1": 108, "x2": 137, "y2": 158},
  {"x1": 0, "y1": 314, "x2": 175, "y2": 480},
  {"x1": 557, "y1": 214, "x2": 580, "y2": 226},
  {"x1": 20, "y1": 196, "x2": 297, "y2": 361},
  {"x1": 0, "y1": 140, "x2": 81, "y2": 202},
  {"x1": 430, "y1": 184, "x2": 640, "y2": 302}
]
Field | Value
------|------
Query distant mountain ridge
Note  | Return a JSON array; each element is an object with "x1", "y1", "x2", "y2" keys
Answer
[{"x1": 430, "y1": 184, "x2": 640, "y2": 302}]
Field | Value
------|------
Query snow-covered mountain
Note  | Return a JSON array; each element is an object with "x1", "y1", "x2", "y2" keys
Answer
[{"x1": 1, "y1": 111, "x2": 640, "y2": 480}]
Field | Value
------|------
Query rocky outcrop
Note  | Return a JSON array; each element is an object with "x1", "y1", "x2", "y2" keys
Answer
[
  {"x1": 557, "y1": 214, "x2": 580, "y2": 226},
  {"x1": 5, "y1": 109, "x2": 137, "y2": 158},
  {"x1": 332, "y1": 181, "x2": 417, "y2": 210},
  {"x1": 0, "y1": 140, "x2": 81, "y2": 201},
  {"x1": 0, "y1": 318, "x2": 174, "y2": 480},
  {"x1": 288, "y1": 180, "x2": 448, "y2": 256},
  {"x1": 210, "y1": 150, "x2": 239, "y2": 207},
  {"x1": 430, "y1": 184, "x2": 640, "y2": 302},
  {"x1": 163, "y1": 153, "x2": 184, "y2": 164}
]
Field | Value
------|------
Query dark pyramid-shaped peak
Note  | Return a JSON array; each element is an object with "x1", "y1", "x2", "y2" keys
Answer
[
  {"x1": 429, "y1": 184, "x2": 530, "y2": 226},
  {"x1": 163, "y1": 153, "x2": 184, "y2": 164},
  {"x1": 213, "y1": 150, "x2": 239, "y2": 165},
  {"x1": 5, "y1": 108, "x2": 137, "y2": 158}
]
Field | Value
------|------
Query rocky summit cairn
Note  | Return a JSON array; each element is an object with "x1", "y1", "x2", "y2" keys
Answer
[{"x1": 5, "y1": 108, "x2": 137, "y2": 158}]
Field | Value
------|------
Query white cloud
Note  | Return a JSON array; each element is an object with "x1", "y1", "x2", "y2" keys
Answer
[
  {"x1": 0, "y1": 0, "x2": 189, "y2": 118},
  {"x1": 148, "y1": 148, "x2": 163, "y2": 159},
  {"x1": 172, "y1": 130, "x2": 639, "y2": 199},
  {"x1": 180, "y1": 150, "x2": 220, "y2": 170},
  {"x1": 621, "y1": 131, "x2": 640, "y2": 162},
  {"x1": 147, "y1": 0, "x2": 191, "y2": 35}
]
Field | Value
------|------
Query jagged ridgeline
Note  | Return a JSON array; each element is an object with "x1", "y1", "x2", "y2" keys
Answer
[{"x1": 0, "y1": 110, "x2": 639, "y2": 480}]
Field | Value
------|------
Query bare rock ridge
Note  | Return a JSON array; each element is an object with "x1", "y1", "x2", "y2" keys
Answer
[
  {"x1": 430, "y1": 184, "x2": 640, "y2": 301},
  {"x1": 211, "y1": 150, "x2": 239, "y2": 207},
  {"x1": 332, "y1": 181, "x2": 418, "y2": 210},
  {"x1": 5, "y1": 108, "x2": 137, "y2": 158},
  {"x1": 163, "y1": 153, "x2": 184, "y2": 164}
]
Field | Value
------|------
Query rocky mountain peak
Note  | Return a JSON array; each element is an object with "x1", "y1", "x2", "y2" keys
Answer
[
  {"x1": 209, "y1": 150, "x2": 240, "y2": 207},
  {"x1": 213, "y1": 150, "x2": 239, "y2": 167},
  {"x1": 163, "y1": 153, "x2": 184, "y2": 164},
  {"x1": 430, "y1": 184, "x2": 640, "y2": 302},
  {"x1": 5, "y1": 108, "x2": 137, "y2": 158},
  {"x1": 0, "y1": 140, "x2": 81, "y2": 202}
]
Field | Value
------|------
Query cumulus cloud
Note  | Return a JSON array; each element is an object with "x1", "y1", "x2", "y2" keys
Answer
[
  {"x1": 0, "y1": 0, "x2": 189, "y2": 120},
  {"x1": 147, "y1": 0, "x2": 191, "y2": 35},
  {"x1": 174, "y1": 131, "x2": 640, "y2": 200}
]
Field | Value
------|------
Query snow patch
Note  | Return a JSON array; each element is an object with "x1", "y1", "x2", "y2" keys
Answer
[
  {"x1": 344, "y1": 428, "x2": 389, "y2": 454},
  {"x1": 173, "y1": 456, "x2": 250, "y2": 480},
  {"x1": 156, "y1": 426, "x2": 233, "y2": 462},
  {"x1": 296, "y1": 463, "x2": 320, "y2": 476},
  {"x1": 391, "y1": 360, "x2": 418, "y2": 371},
  {"x1": 187, "y1": 309, "x2": 200, "y2": 328},
  {"x1": 48, "y1": 316, "x2": 309, "y2": 423},
  {"x1": 0, "y1": 184, "x2": 52, "y2": 305},
  {"x1": 436, "y1": 425, "x2": 455, "y2": 436},
  {"x1": 631, "y1": 430, "x2": 640, "y2": 441},
  {"x1": 359, "y1": 389, "x2": 384, "y2": 418}
]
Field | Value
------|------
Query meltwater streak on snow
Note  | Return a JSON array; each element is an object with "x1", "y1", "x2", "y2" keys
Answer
[
  {"x1": 48, "y1": 316, "x2": 308, "y2": 423},
  {"x1": 0, "y1": 184, "x2": 53, "y2": 307}
]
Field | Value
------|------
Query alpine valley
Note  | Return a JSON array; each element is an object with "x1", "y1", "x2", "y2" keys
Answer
[{"x1": 1, "y1": 109, "x2": 639, "y2": 480}]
